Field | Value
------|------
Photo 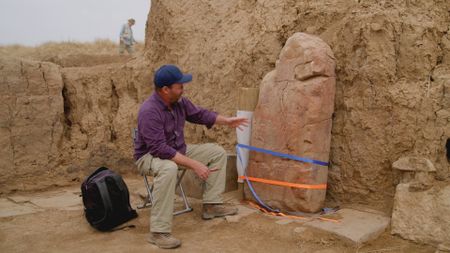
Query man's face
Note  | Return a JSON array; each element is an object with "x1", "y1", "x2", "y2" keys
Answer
[{"x1": 165, "y1": 83, "x2": 184, "y2": 103}]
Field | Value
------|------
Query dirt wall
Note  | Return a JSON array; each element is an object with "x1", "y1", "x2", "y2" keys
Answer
[
  {"x1": 0, "y1": 57, "x2": 152, "y2": 193},
  {"x1": 144, "y1": 0, "x2": 450, "y2": 210},
  {"x1": 0, "y1": 0, "x2": 449, "y2": 212}
]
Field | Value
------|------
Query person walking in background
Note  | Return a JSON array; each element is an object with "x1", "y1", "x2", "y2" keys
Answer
[{"x1": 119, "y1": 18, "x2": 136, "y2": 55}]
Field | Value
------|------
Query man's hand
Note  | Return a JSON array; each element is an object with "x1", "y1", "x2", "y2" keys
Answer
[
  {"x1": 215, "y1": 115, "x2": 249, "y2": 130},
  {"x1": 192, "y1": 164, "x2": 212, "y2": 181},
  {"x1": 172, "y1": 152, "x2": 213, "y2": 181},
  {"x1": 226, "y1": 117, "x2": 249, "y2": 130}
]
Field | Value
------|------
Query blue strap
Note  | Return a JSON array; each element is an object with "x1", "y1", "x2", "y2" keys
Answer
[
  {"x1": 237, "y1": 143, "x2": 329, "y2": 167},
  {"x1": 237, "y1": 143, "x2": 329, "y2": 213},
  {"x1": 236, "y1": 145, "x2": 280, "y2": 213}
]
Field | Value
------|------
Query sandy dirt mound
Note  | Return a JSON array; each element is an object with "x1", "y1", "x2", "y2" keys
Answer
[
  {"x1": 0, "y1": 58, "x2": 65, "y2": 193},
  {"x1": 0, "y1": 0, "x2": 448, "y2": 228},
  {"x1": 2, "y1": 0, "x2": 450, "y2": 250},
  {"x1": 42, "y1": 54, "x2": 131, "y2": 67},
  {"x1": 0, "y1": 55, "x2": 152, "y2": 193},
  {"x1": 144, "y1": 0, "x2": 450, "y2": 211},
  {"x1": 0, "y1": 40, "x2": 143, "y2": 67}
]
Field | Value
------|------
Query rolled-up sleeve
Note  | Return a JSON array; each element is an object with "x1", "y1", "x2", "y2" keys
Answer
[
  {"x1": 182, "y1": 97, "x2": 217, "y2": 129},
  {"x1": 138, "y1": 110, "x2": 177, "y2": 160}
]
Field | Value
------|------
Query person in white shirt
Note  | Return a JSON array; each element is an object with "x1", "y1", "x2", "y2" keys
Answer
[{"x1": 119, "y1": 18, "x2": 136, "y2": 55}]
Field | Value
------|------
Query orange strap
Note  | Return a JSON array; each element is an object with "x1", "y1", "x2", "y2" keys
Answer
[{"x1": 239, "y1": 176, "x2": 327, "y2": 190}]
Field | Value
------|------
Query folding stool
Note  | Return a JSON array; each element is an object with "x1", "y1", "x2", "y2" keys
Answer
[{"x1": 133, "y1": 128, "x2": 193, "y2": 215}]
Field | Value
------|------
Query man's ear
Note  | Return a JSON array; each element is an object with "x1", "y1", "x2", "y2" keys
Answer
[{"x1": 161, "y1": 86, "x2": 170, "y2": 94}]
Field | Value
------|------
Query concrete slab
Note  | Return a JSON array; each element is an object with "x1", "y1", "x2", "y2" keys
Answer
[
  {"x1": 313, "y1": 249, "x2": 341, "y2": 253},
  {"x1": 225, "y1": 204, "x2": 257, "y2": 223},
  {"x1": 7, "y1": 194, "x2": 33, "y2": 203},
  {"x1": 276, "y1": 219, "x2": 295, "y2": 225},
  {"x1": 305, "y1": 209, "x2": 390, "y2": 245},
  {"x1": 294, "y1": 227, "x2": 307, "y2": 234},
  {"x1": 30, "y1": 190, "x2": 82, "y2": 210},
  {"x1": 8, "y1": 189, "x2": 82, "y2": 211},
  {"x1": 0, "y1": 198, "x2": 43, "y2": 218}
]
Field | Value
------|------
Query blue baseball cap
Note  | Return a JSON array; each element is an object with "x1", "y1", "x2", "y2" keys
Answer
[{"x1": 154, "y1": 64, "x2": 192, "y2": 88}]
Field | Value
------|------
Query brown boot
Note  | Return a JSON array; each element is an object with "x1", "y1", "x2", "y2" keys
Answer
[
  {"x1": 202, "y1": 204, "x2": 238, "y2": 220},
  {"x1": 148, "y1": 232, "x2": 181, "y2": 249}
]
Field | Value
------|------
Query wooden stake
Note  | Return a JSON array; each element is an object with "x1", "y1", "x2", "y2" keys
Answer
[{"x1": 238, "y1": 88, "x2": 259, "y2": 111}]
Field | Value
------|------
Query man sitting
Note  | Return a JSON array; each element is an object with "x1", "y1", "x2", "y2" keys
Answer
[{"x1": 134, "y1": 64, "x2": 248, "y2": 249}]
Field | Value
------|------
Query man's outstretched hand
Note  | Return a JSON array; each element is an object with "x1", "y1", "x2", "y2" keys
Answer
[
  {"x1": 226, "y1": 117, "x2": 249, "y2": 131},
  {"x1": 216, "y1": 115, "x2": 249, "y2": 130}
]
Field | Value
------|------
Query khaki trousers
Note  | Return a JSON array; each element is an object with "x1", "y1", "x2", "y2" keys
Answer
[
  {"x1": 119, "y1": 41, "x2": 134, "y2": 55},
  {"x1": 135, "y1": 143, "x2": 227, "y2": 233}
]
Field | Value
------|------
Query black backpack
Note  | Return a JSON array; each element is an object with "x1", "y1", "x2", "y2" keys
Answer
[{"x1": 81, "y1": 167, "x2": 138, "y2": 231}]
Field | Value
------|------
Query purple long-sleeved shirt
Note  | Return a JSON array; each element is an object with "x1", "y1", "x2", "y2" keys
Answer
[{"x1": 134, "y1": 92, "x2": 218, "y2": 160}]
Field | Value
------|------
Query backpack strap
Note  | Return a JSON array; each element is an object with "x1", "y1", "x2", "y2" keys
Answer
[
  {"x1": 108, "y1": 224, "x2": 136, "y2": 232},
  {"x1": 109, "y1": 174, "x2": 133, "y2": 208},
  {"x1": 86, "y1": 167, "x2": 109, "y2": 183},
  {"x1": 96, "y1": 179, "x2": 113, "y2": 214},
  {"x1": 110, "y1": 174, "x2": 127, "y2": 193}
]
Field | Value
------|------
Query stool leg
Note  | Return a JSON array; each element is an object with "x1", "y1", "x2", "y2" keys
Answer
[
  {"x1": 144, "y1": 174, "x2": 153, "y2": 205},
  {"x1": 137, "y1": 170, "x2": 193, "y2": 215},
  {"x1": 137, "y1": 174, "x2": 153, "y2": 209},
  {"x1": 173, "y1": 169, "x2": 193, "y2": 216}
]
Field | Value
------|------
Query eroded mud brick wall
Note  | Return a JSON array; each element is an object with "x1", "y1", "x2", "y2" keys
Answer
[
  {"x1": 144, "y1": 0, "x2": 450, "y2": 210},
  {"x1": 1, "y1": 1, "x2": 448, "y2": 211}
]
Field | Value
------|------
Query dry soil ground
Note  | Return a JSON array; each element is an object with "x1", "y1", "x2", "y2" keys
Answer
[{"x1": 0, "y1": 175, "x2": 436, "y2": 253}]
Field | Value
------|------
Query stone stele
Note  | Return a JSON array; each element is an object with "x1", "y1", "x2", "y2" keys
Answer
[{"x1": 244, "y1": 32, "x2": 336, "y2": 213}]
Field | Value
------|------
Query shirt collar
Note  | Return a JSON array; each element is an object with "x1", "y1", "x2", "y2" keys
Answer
[{"x1": 151, "y1": 92, "x2": 180, "y2": 111}]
